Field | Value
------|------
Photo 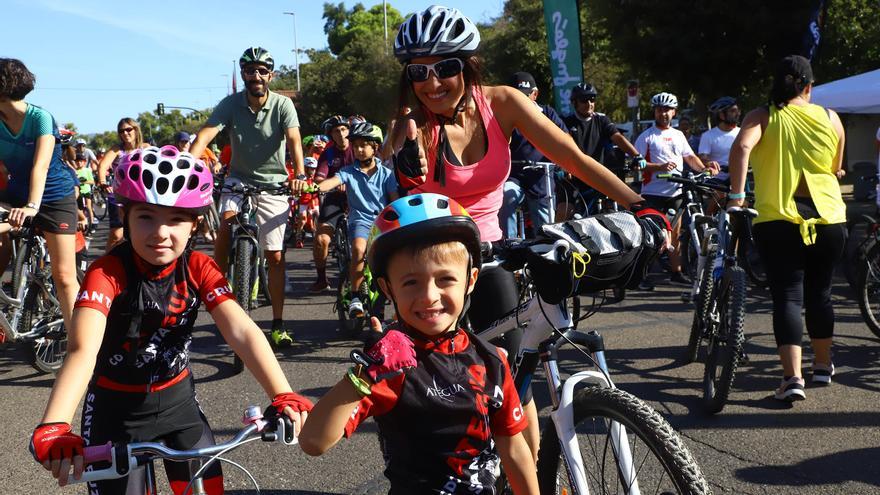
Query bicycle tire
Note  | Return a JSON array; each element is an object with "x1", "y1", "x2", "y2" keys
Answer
[
  {"x1": 11, "y1": 240, "x2": 32, "y2": 300},
  {"x1": 536, "y1": 386, "x2": 710, "y2": 495},
  {"x1": 703, "y1": 266, "x2": 746, "y2": 414},
  {"x1": 335, "y1": 270, "x2": 365, "y2": 335},
  {"x1": 680, "y1": 229, "x2": 700, "y2": 282},
  {"x1": 333, "y1": 216, "x2": 350, "y2": 276},
  {"x1": 92, "y1": 189, "x2": 108, "y2": 221},
  {"x1": 686, "y1": 247, "x2": 715, "y2": 363},
  {"x1": 23, "y1": 267, "x2": 79, "y2": 373},
  {"x1": 857, "y1": 245, "x2": 880, "y2": 339},
  {"x1": 231, "y1": 238, "x2": 255, "y2": 374}
]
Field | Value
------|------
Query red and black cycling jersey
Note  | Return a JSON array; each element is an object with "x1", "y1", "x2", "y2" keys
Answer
[
  {"x1": 345, "y1": 328, "x2": 527, "y2": 494},
  {"x1": 75, "y1": 242, "x2": 235, "y2": 386}
]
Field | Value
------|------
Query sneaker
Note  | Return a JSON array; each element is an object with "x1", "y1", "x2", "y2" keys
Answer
[
  {"x1": 309, "y1": 279, "x2": 329, "y2": 293},
  {"x1": 348, "y1": 297, "x2": 365, "y2": 318},
  {"x1": 774, "y1": 376, "x2": 806, "y2": 401},
  {"x1": 669, "y1": 271, "x2": 691, "y2": 285},
  {"x1": 294, "y1": 239, "x2": 304, "y2": 248},
  {"x1": 270, "y1": 323, "x2": 293, "y2": 348},
  {"x1": 638, "y1": 279, "x2": 655, "y2": 291},
  {"x1": 811, "y1": 362, "x2": 835, "y2": 385}
]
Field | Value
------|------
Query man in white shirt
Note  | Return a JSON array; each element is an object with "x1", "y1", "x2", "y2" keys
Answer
[
  {"x1": 635, "y1": 92, "x2": 717, "y2": 285},
  {"x1": 699, "y1": 96, "x2": 741, "y2": 182}
]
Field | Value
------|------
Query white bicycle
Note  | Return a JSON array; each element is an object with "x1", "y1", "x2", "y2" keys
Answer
[{"x1": 477, "y1": 239, "x2": 710, "y2": 494}]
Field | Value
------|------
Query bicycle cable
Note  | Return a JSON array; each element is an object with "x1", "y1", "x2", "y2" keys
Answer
[{"x1": 183, "y1": 436, "x2": 262, "y2": 494}]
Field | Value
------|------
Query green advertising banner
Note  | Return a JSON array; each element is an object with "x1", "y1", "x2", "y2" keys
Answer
[{"x1": 543, "y1": 0, "x2": 584, "y2": 116}]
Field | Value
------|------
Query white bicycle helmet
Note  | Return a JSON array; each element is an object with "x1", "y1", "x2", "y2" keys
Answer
[
  {"x1": 394, "y1": 5, "x2": 481, "y2": 62},
  {"x1": 651, "y1": 92, "x2": 678, "y2": 108}
]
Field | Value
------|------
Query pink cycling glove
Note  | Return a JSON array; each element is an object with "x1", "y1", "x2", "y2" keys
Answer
[{"x1": 363, "y1": 329, "x2": 418, "y2": 382}]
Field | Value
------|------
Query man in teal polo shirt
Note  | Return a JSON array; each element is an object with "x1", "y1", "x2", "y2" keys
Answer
[{"x1": 191, "y1": 46, "x2": 306, "y2": 348}]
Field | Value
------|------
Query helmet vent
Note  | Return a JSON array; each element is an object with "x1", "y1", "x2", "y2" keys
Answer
[
  {"x1": 161, "y1": 148, "x2": 176, "y2": 157},
  {"x1": 176, "y1": 159, "x2": 190, "y2": 169},
  {"x1": 408, "y1": 196, "x2": 423, "y2": 206},
  {"x1": 158, "y1": 161, "x2": 173, "y2": 175},
  {"x1": 155, "y1": 177, "x2": 169, "y2": 195},
  {"x1": 437, "y1": 198, "x2": 449, "y2": 209},
  {"x1": 171, "y1": 176, "x2": 185, "y2": 193},
  {"x1": 200, "y1": 183, "x2": 210, "y2": 192},
  {"x1": 187, "y1": 175, "x2": 199, "y2": 190},
  {"x1": 130, "y1": 152, "x2": 140, "y2": 162},
  {"x1": 128, "y1": 165, "x2": 140, "y2": 181},
  {"x1": 383, "y1": 210, "x2": 399, "y2": 221},
  {"x1": 142, "y1": 170, "x2": 154, "y2": 189},
  {"x1": 144, "y1": 153, "x2": 157, "y2": 165},
  {"x1": 194, "y1": 164, "x2": 204, "y2": 173}
]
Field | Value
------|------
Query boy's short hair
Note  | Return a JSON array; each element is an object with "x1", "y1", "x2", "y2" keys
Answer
[
  {"x1": 351, "y1": 136, "x2": 380, "y2": 150},
  {"x1": 0, "y1": 58, "x2": 36, "y2": 101},
  {"x1": 386, "y1": 240, "x2": 470, "y2": 278}
]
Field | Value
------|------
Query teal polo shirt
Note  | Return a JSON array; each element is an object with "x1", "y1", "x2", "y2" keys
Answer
[{"x1": 206, "y1": 90, "x2": 299, "y2": 186}]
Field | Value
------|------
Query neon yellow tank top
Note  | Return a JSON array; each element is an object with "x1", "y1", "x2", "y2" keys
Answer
[{"x1": 751, "y1": 103, "x2": 845, "y2": 245}]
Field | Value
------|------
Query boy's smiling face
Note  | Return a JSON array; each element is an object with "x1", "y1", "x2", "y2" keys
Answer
[{"x1": 379, "y1": 242, "x2": 478, "y2": 337}]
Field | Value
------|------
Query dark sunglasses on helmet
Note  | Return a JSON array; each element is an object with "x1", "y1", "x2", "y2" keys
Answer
[
  {"x1": 406, "y1": 58, "x2": 464, "y2": 83},
  {"x1": 243, "y1": 67, "x2": 272, "y2": 77}
]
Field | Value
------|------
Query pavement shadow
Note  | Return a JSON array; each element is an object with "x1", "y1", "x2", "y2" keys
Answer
[{"x1": 735, "y1": 446, "x2": 880, "y2": 488}]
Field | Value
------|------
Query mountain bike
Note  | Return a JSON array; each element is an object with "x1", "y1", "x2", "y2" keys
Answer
[
  {"x1": 66, "y1": 405, "x2": 297, "y2": 493},
  {"x1": 91, "y1": 185, "x2": 108, "y2": 222},
  {"x1": 0, "y1": 215, "x2": 82, "y2": 373},
  {"x1": 220, "y1": 182, "x2": 289, "y2": 373},
  {"x1": 335, "y1": 262, "x2": 385, "y2": 336},
  {"x1": 477, "y1": 239, "x2": 709, "y2": 494},
  {"x1": 507, "y1": 160, "x2": 559, "y2": 239},
  {"x1": 854, "y1": 214, "x2": 880, "y2": 340}
]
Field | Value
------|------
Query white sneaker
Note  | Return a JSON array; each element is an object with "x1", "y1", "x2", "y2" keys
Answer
[
  {"x1": 811, "y1": 362, "x2": 835, "y2": 385},
  {"x1": 348, "y1": 297, "x2": 364, "y2": 318},
  {"x1": 774, "y1": 376, "x2": 806, "y2": 401}
]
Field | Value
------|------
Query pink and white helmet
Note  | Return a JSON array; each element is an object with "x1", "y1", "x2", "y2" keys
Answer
[{"x1": 114, "y1": 145, "x2": 213, "y2": 211}]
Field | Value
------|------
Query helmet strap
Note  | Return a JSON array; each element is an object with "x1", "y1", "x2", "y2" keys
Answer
[{"x1": 433, "y1": 92, "x2": 470, "y2": 187}]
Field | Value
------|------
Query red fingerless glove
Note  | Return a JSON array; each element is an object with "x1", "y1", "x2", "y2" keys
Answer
[
  {"x1": 270, "y1": 392, "x2": 314, "y2": 414},
  {"x1": 30, "y1": 422, "x2": 84, "y2": 464},
  {"x1": 364, "y1": 329, "x2": 418, "y2": 382}
]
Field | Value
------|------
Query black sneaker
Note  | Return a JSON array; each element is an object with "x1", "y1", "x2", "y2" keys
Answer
[
  {"x1": 774, "y1": 376, "x2": 806, "y2": 401},
  {"x1": 669, "y1": 271, "x2": 691, "y2": 285},
  {"x1": 811, "y1": 362, "x2": 834, "y2": 385},
  {"x1": 637, "y1": 279, "x2": 655, "y2": 291}
]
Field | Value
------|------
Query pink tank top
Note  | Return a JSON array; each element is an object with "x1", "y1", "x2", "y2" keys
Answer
[{"x1": 414, "y1": 87, "x2": 511, "y2": 242}]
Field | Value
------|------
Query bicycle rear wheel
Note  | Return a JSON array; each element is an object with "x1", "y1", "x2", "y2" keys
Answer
[
  {"x1": 537, "y1": 386, "x2": 709, "y2": 494},
  {"x1": 857, "y1": 245, "x2": 880, "y2": 339},
  {"x1": 333, "y1": 216, "x2": 350, "y2": 276},
  {"x1": 21, "y1": 279, "x2": 67, "y2": 373},
  {"x1": 686, "y1": 248, "x2": 715, "y2": 363},
  {"x1": 703, "y1": 266, "x2": 746, "y2": 414}
]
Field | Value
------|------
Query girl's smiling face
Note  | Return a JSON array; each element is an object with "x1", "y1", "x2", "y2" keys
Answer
[
  {"x1": 408, "y1": 56, "x2": 467, "y2": 118},
  {"x1": 125, "y1": 203, "x2": 199, "y2": 266}
]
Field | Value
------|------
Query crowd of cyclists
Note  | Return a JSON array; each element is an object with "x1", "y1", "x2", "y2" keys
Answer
[{"x1": 0, "y1": 3, "x2": 852, "y2": 494}]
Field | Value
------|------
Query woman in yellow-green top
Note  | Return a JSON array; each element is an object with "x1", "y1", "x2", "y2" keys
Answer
[{"x1": 728, "y1": 55, "x2": 846, "y2": 402}]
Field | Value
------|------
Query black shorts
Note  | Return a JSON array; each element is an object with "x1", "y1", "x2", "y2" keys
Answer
[
  {"x1": 107, "y1": 199, "x2": 124, "y2": 229},
  {"x1": 0, "y1": 192, "x2": 77, "y2": 235},
  {"x1": 81, "y1": 372, "x2": 222, "y2": 494},
  {"x1": 642, "y1": 194, "x2": 684, "y2": 216},
  {"x1": 318, "y1": 190, "x2": 346, "y2": 227}
]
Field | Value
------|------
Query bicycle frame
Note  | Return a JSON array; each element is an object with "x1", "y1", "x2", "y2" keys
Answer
[
  {"x1": 0, "y1": 234, "x2": 62, "y2": 343},
  {"x1": 479, "y1": 246, "x2": 641, "y2": 494}
]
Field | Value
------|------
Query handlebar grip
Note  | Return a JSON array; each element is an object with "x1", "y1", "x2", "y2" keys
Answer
[{"x1": 83, "y1": 442, "x2": 113, "y2": 464}]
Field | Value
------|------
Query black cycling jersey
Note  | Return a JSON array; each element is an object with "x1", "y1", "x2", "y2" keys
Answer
[{"x1": 345, "y1": 328, "x2": 526, "y2": 494}]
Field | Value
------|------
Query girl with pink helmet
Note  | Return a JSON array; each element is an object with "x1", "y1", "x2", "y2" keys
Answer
[{"x1": 32, "y1": 146, "x2": 313, "y2": 493}]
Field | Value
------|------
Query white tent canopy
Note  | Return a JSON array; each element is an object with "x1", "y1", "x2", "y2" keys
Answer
[{"x1": 812, "y1": 68, "x2": 880, "y2": 114}]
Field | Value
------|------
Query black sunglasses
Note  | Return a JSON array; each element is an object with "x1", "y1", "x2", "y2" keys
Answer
[
  {"x1": 575, "y1": 96, "x2": 596, "y2": 103},
  {"x1": 406, "y1": 58, "x2": 464, "y2": 83},
  {"x1": 243, "y1": 67, "x2": 271, "y2": 77}
]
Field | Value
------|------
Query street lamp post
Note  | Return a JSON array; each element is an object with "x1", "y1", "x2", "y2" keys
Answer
[{"x1": 283, "y1": 11, "x2": 301, "y2": 92}]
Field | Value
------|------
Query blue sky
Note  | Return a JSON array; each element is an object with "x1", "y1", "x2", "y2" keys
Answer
[{"x1": 7, "y1": 0, "x2": 504, "y2": 135}]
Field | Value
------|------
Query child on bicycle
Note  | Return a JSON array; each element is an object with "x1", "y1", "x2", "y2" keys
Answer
[
  {"x1": 75, "y1": 153, "x2": 95, "y2": 232},
  {"x1": 315, "y1": 121, "x2": 398, "y2": 318},
  {"x1": 30, "y1": 145, "x2": 313, "y2": 494},
  {"x1": 300, "y1": 193, "x2": 539, "y2": 494},
  {"x1": 291, "y1": 157, "x2": 320, "y2": 248}
]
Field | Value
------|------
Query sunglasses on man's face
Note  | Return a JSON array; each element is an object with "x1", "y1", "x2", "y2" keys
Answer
[
  {"x1": 576, "y1": 96, "x2": 596, "y2": 103},
  {"x1": 243, "y1": 67, "x2": 272, "y2": 77},
  {"x1": 406, "y1": 58, "x2": 464, "y2": 83}
]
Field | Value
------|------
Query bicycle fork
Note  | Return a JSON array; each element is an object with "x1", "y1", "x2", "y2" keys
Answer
[{"x1": 540, "y1": 331, "x2": 642, "y2": 494}]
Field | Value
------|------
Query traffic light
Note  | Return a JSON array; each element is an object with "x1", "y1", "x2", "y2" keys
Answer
[{"x1": 156, "y1": 103, "x2": 165, "y2": 115}]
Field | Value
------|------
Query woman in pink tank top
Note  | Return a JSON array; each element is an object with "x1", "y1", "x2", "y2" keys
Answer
[{"x1": 385, "y1": 6, "x2": 656, "y2": 473}]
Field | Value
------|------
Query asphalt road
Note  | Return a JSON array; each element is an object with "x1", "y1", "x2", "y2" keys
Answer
[{"x1": 2, "y1": 223, "x2": 879, "y2": 494}]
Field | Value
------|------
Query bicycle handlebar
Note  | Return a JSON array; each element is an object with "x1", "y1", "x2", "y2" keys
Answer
[
  {"x1": 656, "y1": 173, "x2": 734, "y2": 194},
  {"x1": 219, "y1": 182, "x2": 291, "y2": 196},
  {"x1": 68, "y1": 406, "x2": 296, "y2": 485}
]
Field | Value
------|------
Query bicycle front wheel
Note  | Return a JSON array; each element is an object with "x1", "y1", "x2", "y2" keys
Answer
[
  {"x1": 21, "y1": 280, "x2": 67, "y2": 373},
  {"x1": 333, "y1": 217, "x2": 350, "y2": 276},
  {"x1": 537, "y1": 386, "x2": 709, "y2": 495},
  {"x1": 686, "y1": 248, "x2": 715, "y2": 364},
  {"x1": 857, "y1": 245, "x2": 880, "y2": 339},
  {"x1": 231, "y1": 238, "x2": 256, "y2": 374},
  {"x1": 93, "y1": 190, "x2": 108, "y2": 221},
  {"x1": 703, "y1": 266, "x2": 747, "y2": 414}
]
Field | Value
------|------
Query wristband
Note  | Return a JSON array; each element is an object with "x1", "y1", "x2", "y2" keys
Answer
[
  {"x1": 728, "y1": 192, "x2": 746, "y2": 200},
  {"x1": 25, "y1": 202, "x2": 39, "y2": 210},
  {"x1": 346, "y1": 367, "x2": 372, "y2": 397}
]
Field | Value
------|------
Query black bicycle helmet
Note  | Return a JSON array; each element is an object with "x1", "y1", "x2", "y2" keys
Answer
[
  {"x1": 321, "y1": 115, "x2": 349, "y2": 135},
  {"x1": 570, "y1": 82, "x2": 598, "y2": 99},
  {"x1": 348, "y1": 122, "x2": 383, "y2": 143},
  {"x1": 708, "y1": 96, "x2": 737, "y2": 114},
  {"x1": 368, "y1": 194, "x2": 482, "y2": 279},
  {"x1": 394, "y1": 5, "x2": 481, "y2": 62},
  {"x1": 239, "y1": 47, "x2": 274, "y2": 71}
]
